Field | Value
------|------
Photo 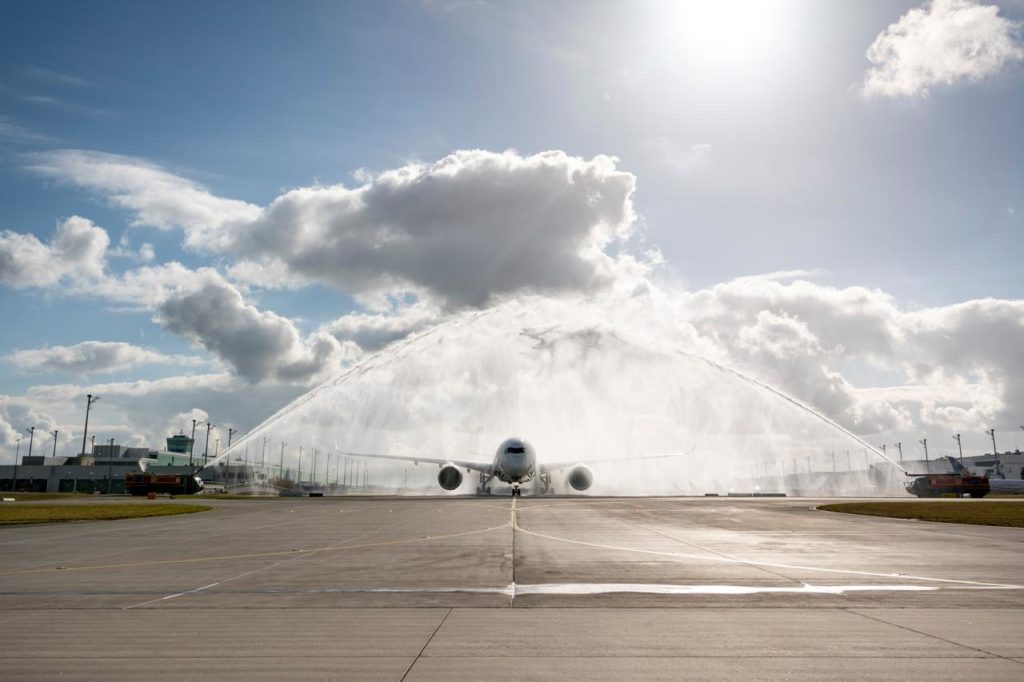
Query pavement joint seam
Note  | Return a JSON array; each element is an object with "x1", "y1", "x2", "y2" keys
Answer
[
  {"x1": 400, "y1": 607, "x2": 452, "y2": 681},
  {"x1": 845, "y1": 608, "x2": 1024, "y2": 664}
]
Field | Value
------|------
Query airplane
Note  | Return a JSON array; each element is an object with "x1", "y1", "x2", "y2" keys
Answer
[
  {"x1": 336, "y1": 436, "x2": 682, "y2": 496},
  {"x1": 946, "y1": 456, "x2": 1024, "y2": 495}
]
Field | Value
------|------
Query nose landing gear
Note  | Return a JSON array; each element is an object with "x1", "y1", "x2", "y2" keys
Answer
[{"x1": 511, "y1": 485, "x2": 521, "y2": 497}]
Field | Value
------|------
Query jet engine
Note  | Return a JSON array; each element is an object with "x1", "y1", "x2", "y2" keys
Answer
[
  {"x1": 567, "y1": 464, "x2": 594, "y2": 491},
  {"x1": 438, "y1": 464, "x2": 463, "y2": 490}
]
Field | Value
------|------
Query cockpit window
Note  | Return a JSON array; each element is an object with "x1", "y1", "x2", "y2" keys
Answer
[{"x1": 507, "y1": 446, "x2": 526, "y2": 454}]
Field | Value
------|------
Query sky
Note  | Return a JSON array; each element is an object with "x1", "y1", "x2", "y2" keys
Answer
[{"x1": 1, "y1": 0, "x2": 1023, "y2": 460}]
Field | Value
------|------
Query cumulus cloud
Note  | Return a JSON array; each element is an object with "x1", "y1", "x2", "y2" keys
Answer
[
  {"x1": 6, "y1": 341, "x2": 201, "y2": 376},
  {"x1": 10, "y1": 372, "x2": 306, "y2": 456},
  {"x1": 26, "y1": 148, "x2": 644, "y2": 308},
  {"x1": 863, "y1": 0, "x2": 1024, "y2": 98},
  {"x1": 8, "y1": 145, "x2": 1023, "y2": 449},
  {"x1": 672, "y1": 273, "x2": 1024, "y2": 436},
  {"x1": 0, "y1": 396, "x2": 60, "y2": 455},
  {"x1": 154, "y1": 272, "x2": 356, "y2": 383},
  {"x1": 0, "y1": 215, "x2": 109, "y2": 288}
]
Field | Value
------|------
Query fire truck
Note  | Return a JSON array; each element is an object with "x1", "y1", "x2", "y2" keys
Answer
[
  {"x1": 125, "y1": 472, "x2": 205, "y2": 496},
  {"x1": 904, "y1": 473, "x2": 989, "y2": 498}
]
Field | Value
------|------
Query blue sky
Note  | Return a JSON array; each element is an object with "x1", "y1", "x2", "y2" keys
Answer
[{"x1": 2, "y1": 0, "x2": 1023, "y2": 457}]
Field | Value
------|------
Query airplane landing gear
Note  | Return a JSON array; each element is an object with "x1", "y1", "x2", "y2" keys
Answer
[
  {"x1": 511, "y1": 485, "x2": 521, "y2": 497},
  {"x1": 536, "y1": 471, "x2": 552, "y2": 496},
  {"x1": 477, "y1": 471, "x2": 495, "y2": 496}
]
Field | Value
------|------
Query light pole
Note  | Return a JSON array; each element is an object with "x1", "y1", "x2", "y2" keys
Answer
[
  {"x1": 20, "y1": 427, "x2": 35, "y2": 493},
  {"x1": 189, "y1": 419, "x2": 198, "y2": 473},
  {"x1": 279, "y1": 442, "x2": 286, "y2": 481},
  {"x1": 107, "y1": 437, "x2": 115, "y2": 493},
  {"x1": 986, "y1": 428, "x2": 1000, "y2": 478},
  {"x1": 203, "y1": 422, "x2": 214, "y2": 467},
  {"x1": 80, "y1": 394, "x2": 100, "y2": 457},
  {"x1": 11, "y1": 436, "x2": 21, "y2": 491},
  {"x1": 261, "y1": 436, "x2": 268, "y2": 468},
  {"x1": 953, "y1": 434, "x2": 963, "y2": 464},
  {"x1": 90, "y1": 435, "x2": 95, "y2": 454},
  {"x1": 298, "y1": 446, "x2": 303, "y2": 485},
  {"x1": 919, "y1": 438, "x2": 929, "y2": 472},
  {"x1": 228, "y1": 428, "x2": 237, "y2": 448},
  {"x1": 51, "y1": 430, "x2": 58, "y2": 458},
  {"x1": 895, "y1": 442, "x2": 903, "y2": 463}
]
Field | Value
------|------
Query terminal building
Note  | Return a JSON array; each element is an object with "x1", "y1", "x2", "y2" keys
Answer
[
  {"x1": 0, "y1": 435, "x2": 198, "y2": 494},
  {"x1": 0, "y1": 434, "x2": 333, "y2": 494}
]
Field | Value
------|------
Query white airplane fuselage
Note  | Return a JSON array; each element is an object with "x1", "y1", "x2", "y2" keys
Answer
[{"x1": 492, "y1": 437, "x2": 537, "y2": 484}]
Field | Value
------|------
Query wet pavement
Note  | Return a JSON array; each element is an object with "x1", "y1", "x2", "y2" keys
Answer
[{"x1": 1, "y1": 495, "x2": 1022, "y2": 679}]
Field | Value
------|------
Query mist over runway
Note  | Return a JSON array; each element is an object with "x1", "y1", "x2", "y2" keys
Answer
[
  {"x1": 2, "y1": 496, "x2": 1023, "y2": 680},
  {"x1": 205, "y1": 297, "x2": 907, "y2": 498}
]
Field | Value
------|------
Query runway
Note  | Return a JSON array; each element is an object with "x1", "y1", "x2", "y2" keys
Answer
[{"x1": 1, "y1": 496, "x2": 1023, "y2": 680}]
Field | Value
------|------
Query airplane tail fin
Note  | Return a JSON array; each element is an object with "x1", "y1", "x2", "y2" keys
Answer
[{"x1": 946, "y1": 456, "x2": 964, "y2": 474}]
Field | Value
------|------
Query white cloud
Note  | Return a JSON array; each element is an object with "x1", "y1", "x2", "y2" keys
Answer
[
  {"x1": 7, "y1": 146, "x2": 1024, "y2": 448},
  {"x1": 109, "y1": 234, "x2": 156, "y2": 262},
  {"x1": 10, "y1": 373, "x2": 306, "y2": 456},
  {"x1": 6, "y1": 341, "x2": 201, "y2": 376},
  {"x1": 320, "y1": 298, "x2": 444, "y2": 352},
  {"x1": 27, "y1": 148, "x2": 645, "y2": 308},
  {"x1": 0, "y1": 215, "x2": 109, "y2": 288},
  {"x1": 863, "y1": 0, "x2": 1024, "y2": 98},
  {"x1": 24, "y1": 150, "x2": 261, "y2": 249},
  {"x1": 0, "y1": 115, "x2": 55, "y2": 145},
  {"x1": 154, "y1": 272, "x2": 356, "y2": 383},
  {"x1": 672, "y1": 273, "x2": 1023, "y2": 436},
  {"x1": 0, "y1": 396, "x2": 60, "y2": 456}
]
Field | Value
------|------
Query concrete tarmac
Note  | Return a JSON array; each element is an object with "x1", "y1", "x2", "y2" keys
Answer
[{"x1": 1, "y1": 496, "x2": 1023, "y2": 680}]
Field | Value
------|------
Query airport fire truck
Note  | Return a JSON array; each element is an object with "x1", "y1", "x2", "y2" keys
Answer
[
  {"x1": 904, "y1": 473, "x2": 989, "y2": 498},
  {"x1": 124, "y1": 472, "x2": 204, "y2": 496}
]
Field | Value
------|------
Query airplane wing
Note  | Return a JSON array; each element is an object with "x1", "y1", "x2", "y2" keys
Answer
[
  {"x1": 539, "y1": 450, "x2": 690, "y2": 474},
  {"x1": 334, "y1": 450, "x2": 493, "y2": 474}
]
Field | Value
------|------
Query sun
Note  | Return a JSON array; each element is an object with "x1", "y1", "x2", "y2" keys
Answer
[{"x1": 645, "y1": 0, "x2": 800, "y2": 74}]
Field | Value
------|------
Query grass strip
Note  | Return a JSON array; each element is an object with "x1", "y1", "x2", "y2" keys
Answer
[
  {"x1": 820, "y1": 501, "x2": 1024, "y2": 528},
  {"x1": 0, "y1": 503, "x2": 211, "y2": 525},
  {"x1": 0, "y1": 493, "x2": 95, "y2": 501}
]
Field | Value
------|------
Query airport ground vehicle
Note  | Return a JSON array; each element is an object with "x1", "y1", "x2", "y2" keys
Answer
[
  {"x1": 125, "y1": 472, "x2": 204, "y2": 496},
  {"x1": 905, "y1": 474, "x2": 989, "y2": 498}
]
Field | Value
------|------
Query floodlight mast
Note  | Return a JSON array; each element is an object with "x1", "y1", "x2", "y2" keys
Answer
[
  {"x1": 985, "y1": 428, "x2": 1001, "y2": 477},
  {"x1": 80, "y1": 394, "x2": 100, "y2": 458},
  {"x1": 203, "y1": 423, "x2": 214, "y2": 466},
  {"x1": 189, "y1": 419, "x2": 198, "y2": 473}
]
